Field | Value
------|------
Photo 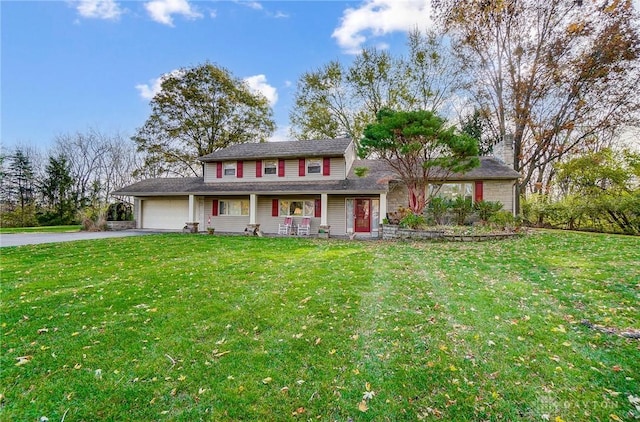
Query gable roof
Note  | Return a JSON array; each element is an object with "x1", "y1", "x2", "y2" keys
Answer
[{"x1": 198, "y1": 137, "x2": 353, "y2": 162}]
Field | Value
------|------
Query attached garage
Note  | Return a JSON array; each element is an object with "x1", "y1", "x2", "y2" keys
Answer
[{"x1": 140, "y1": 197, "x2": 189, "y2": 229}]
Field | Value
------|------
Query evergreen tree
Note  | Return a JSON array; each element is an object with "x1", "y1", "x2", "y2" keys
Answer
[{"x1": 40, "y1": 154, "x2": 76, "y2": 225}]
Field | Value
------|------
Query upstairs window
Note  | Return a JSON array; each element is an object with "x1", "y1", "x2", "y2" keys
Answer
[
  {"x1": 264, "y1": 160, "x2": 277, "y2": 175},
  {"x1": 307, "y1": 159, "x2": 321, "y2": 174},
  {"x1": 223, "y1": 162, "x2": 236, "y2": 176}
]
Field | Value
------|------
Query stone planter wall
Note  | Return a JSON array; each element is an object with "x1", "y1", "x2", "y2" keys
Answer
[
  {"x1": 106, "y1": 221, "x2": 136, "y2": 231},
  {"x1": 382, "y1": 225, "x2": 445, "y2": 240},
  {"x1": 382, "y1": 224, "x2": 521, "y2": 242}
]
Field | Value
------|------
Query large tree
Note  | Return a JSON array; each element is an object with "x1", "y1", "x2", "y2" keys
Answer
[
  {"x1": 133, "y1": 63, "x2": 275, "y2": 177},
  {"x1": 290, "y1": 30, "x2": 459, "y2": 145},
  {"x1": 359, "y1": 109, "x2": 479, "y2": 214},
  {"x1": 434, "y1": 0, "x2": 640, "y2": 211}
]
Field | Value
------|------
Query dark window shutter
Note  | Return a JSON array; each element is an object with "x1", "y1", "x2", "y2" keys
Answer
[
  {"x1": 237, "y1": 160, "x2": 243, "y2": 178},
  {"x1": 314, "y1": 198, "x2": 321, "y2": 217},
  {"x1": 272, "y1": 199, "x2": 279, "y2": 216},
  {"x1": 216, "y1": 162, "x2": 222, "y2": 178},
  {"x1": 278, "y1": 159, "x2": 285, "y2": 177},
  {"x1": 299, "y1": 159, "x2": 306, "y2": 176},
  {"x1": 212, "y1": 199, "x2": 219, "y2": 216},
  {"x1": 323, "y1": 157, "x2": 331, "y2": 176},
  {"x1": 474, "y1": 181, "x2": 484, "y2": 202},
  {"x1": 256, "y1": 160, "x2": 262, "y2": 178}
]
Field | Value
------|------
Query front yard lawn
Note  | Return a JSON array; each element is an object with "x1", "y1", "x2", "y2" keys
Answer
[
  {"x1": 1, "y1": 232, "x2": 638, "y2": 420},
  {"x1": 0, "y1": 225, "x2": 82, "y2": 234}
]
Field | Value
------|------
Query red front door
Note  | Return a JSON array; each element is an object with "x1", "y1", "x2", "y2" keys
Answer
[{"x1": 355, "y1": 199, "x2": 371, "y2": 232}]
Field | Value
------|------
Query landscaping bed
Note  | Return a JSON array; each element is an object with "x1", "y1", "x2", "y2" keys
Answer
[{"x1": 382, "y1": 224, "x2": 524, "y2": 241}]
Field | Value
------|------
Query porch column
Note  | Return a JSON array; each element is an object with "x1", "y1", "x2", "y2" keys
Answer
[
  {"x1": 379, "y1": 193, "x2": 387, "y2": 224},
  {"x1": 188, "y1": 194, "x2": 196, "y2": 221},
  {"x1": 249, "y1": 194, "x2": 258, "y2": 225},
  {"x1": 320, "y1": 193, "x2": 328, "y2": 226}
]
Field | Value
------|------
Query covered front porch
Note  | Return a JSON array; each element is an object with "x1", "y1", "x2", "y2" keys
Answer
[{"x1": 188, "y1": 192, "x2": 388, "y2": 237}]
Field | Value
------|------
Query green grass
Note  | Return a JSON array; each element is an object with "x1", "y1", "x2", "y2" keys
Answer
[
  {"x1": 1, "y1": 232, "x2": 638, "y2": 421},
  {"x1": 0, "y1": 225, "x2": 82, "y2": 234}
]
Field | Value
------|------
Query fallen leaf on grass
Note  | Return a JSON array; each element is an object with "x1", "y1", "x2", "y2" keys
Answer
[
  {"x1": 212, "y1": 350, "x2": 231, "y2": 358},
  {"x1": 15, "y1": 355, "x2": 32, "y2": 366},
  {"x1": 292, "y1": 407, "x2": 305, "y2": 416},
  {"x1": 262, "y1": 377, "x2": 272, "y2": 384},
  {"x1": 358, "y1": 400, "x2": 369, "y2": 412}
]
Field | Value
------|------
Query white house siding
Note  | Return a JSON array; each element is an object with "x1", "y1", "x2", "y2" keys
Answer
[
  {"x1": 482, "y1": 180, "x2": 516, "y2": 213},
  {"x1": 344, "y1": 143, "x2": 357, "y2": 175},
  {"x1": 140, "y1": 197, "x2": 189, "y2": 229},
  {"x1": 204, "y1": 158, "x2": 347, "y2": 183},
  {"x1": 327, "y1": 196, "x2": 348, "y2": 236},
  {"x1": 205, "y1": 197, "x2": 250, "y2": 232}
]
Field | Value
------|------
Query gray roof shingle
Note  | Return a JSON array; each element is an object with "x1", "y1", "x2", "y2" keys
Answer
[
  {"x1": 198, "y1": 137, "x2": 353, "y2": 162},
  {"x1": 112, "y1": 178, "x2": 387, "y2": 196}
]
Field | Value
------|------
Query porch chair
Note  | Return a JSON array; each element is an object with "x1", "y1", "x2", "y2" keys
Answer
[
  {"x1": 278, "y1": 216, "x2": 293, "y2": 235},
  {"x1": 297, "y1": 217, "x2": 311, "y2": 236}
]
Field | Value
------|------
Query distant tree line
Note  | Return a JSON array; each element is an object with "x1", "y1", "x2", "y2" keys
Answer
[{"x1": 0, "y1": 129, "x2": 140, "y2": 228}]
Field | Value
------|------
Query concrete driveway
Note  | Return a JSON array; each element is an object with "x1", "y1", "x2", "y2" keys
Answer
[{"x1": 0, "y1": 230, "x2": 157, "y2": 248}]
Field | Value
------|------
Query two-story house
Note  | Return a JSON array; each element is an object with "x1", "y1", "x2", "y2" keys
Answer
[{"x1": 113, "y1": 137, "x2": 520, "y2": 236}]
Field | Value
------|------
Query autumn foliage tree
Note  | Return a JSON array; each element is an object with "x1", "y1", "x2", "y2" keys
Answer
[
  {"x1": 290, "y1": 30, "x2": 459, "y2": 145},
  {"x1": 359, "y1": 109, "x2": 479, "y2": 214},
  {"x1": 434, "y1": 0, "x2": 640, "y2": 210},
  {"x1": 133, "y1": 63, "x2": 275, "y2": 177}
]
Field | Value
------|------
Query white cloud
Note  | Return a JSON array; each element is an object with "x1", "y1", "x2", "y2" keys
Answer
[
  {"x1": 74, "y1": 0, "x2": 123, "y2": 20},
  {"x1": 332, "y1": 0, "x2": 433, "y2": 54},
  {"x1": 135, "y1": 69, "x2": 184, "y2": 100},
  {"x1": 236, "y1": 1, "x2": 263, "y2": 10},
  {"x1": 268, "y1": 126, "x2": 291, "y2": 143},
  {"x1": 244, "y1": 75, "x2": 278, "y2": 107},
  {"x1": 144, "y1": 0, "x2": 203, "y2": 26}
]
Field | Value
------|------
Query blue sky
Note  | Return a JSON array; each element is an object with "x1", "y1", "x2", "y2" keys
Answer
[{"x1": 1, "y1": 0, "x2": 435, "y2": 148}]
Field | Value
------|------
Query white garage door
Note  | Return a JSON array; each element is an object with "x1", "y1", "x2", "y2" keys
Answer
[{"x1": 141, "y1": 198, "x2": 189, "y2": 229}]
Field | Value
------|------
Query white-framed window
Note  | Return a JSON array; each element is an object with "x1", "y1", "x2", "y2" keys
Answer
[
  {"x1": 223, "y1": 162, "x2": 236, "y2": 176},
  {"x1": 430, "y1": 183, "x2": 473, "y2": 201},
  {"x1": 219, "y1": 199, "x2": 249, "y2": 216},
  {"x1": 307, "y1": 159, "x2": 321, "y2": 174},
  {"x1": 279, "y1": 199, "x2": 315, "y2": 216},
  {"x1": 264, "y1": 160, "x2": 277, "y2": 175}
]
